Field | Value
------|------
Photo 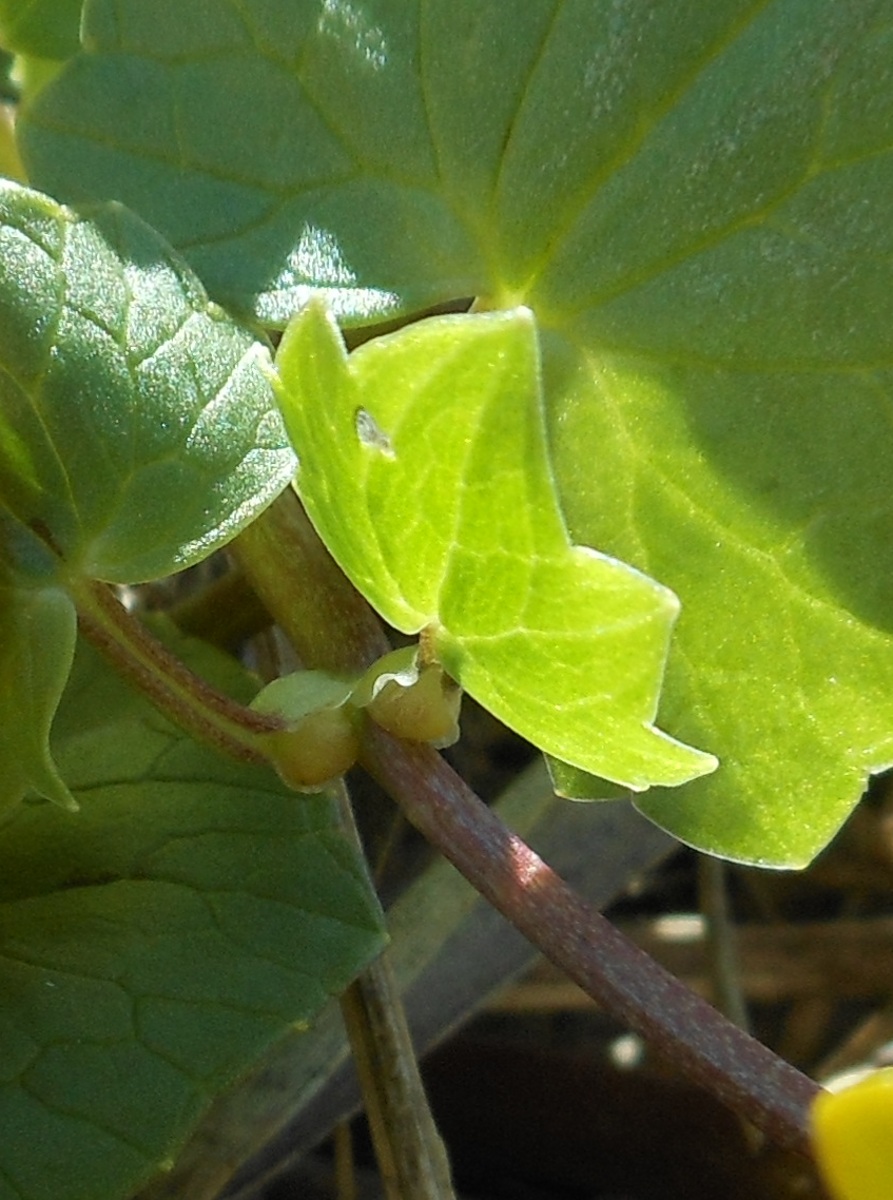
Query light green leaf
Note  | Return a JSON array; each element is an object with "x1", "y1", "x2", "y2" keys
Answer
[
  {"x1": 0, "y1": 0, "x2": 82, "y2": 60},
  {"x1": 251, "y1": 669, "x2": 355, "y2": 724},
  {"x1": 0, "y1": 632, "x2": 385, "y2": 1200},
  {"x1": 547, "y1": 345, "x2": 893, "y2": 866},
  {"x1": 525, "y1": 2, "x2": 893, "y2": 865},
  {"x1": 276, "y1": 301, "x2": 714, "y2": 790},
  {"x1": 17, "y1": 0, "x2": 893, "y2": 863},
  {"x1": 0, "y1": 180, "x2": 295, "y2": 585},
  {"x1": 0, "y1": 582, "x2": 77, "y2": 815}
]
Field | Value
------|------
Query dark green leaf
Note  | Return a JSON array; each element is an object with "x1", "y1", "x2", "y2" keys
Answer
[
  {"x1": 0, "y1": 632, "x2": 384, "y2": 1200},
  {"x1": 0, "y1": 181, "x2": 295, "y2": 585},
  {"x1": 19, "y1": 0, "x2": 482, "y2": 324}
]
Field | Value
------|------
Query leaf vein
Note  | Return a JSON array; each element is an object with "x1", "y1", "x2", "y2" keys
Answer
[{"x1": 524, "y1": 0, "x2": 777, "y2": 295}]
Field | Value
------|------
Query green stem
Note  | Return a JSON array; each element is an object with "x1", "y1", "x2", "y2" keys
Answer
[
  {"x1": 699, "y1": 854, "x2": 750, "y2": 1032},
  {"x1": 70, "y1": 577, "x2": 283, "y2": 763},
  {"x1": 335, "y1": 783, "x2": 457, "y2": 1200},
  {"x1": 230, "y1": 489, "x2": 389, "y2": 674},
  {"x1": 234, "y1": 499, "x2": 454, "y2": 1191},
  {"x1": 168, "y1": 566, "x2": 272, "y2": 651}
]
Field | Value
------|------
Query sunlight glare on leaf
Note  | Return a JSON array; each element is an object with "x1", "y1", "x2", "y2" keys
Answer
[
  {"x1": 0, "y1": 181, "x2": 296, "y2": 586},
  {"x1": 317, "y1": 0, "x2": 389, "y2": 71},
  {"x1": 265, "y1": 222, "x2": 401, "y2": 324}
]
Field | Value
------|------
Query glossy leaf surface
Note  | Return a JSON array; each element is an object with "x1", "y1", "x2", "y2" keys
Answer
[
  {"x1": 0, "y1": 180, "x2": 295, "y2": 585},
  {"x1": 277, "y1": 302, "x2": 715, "y2": 790},
  {"x1": 0, "y1": 631, "x2": 385, "y2": 1200},
  {"x1": 18, "y1": 0, "x2": 893, "y2": 863}
]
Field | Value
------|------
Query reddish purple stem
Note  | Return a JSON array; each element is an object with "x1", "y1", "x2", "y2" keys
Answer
[{"x1": 361, "y1": 723, "x2": 821, "y2": 1158}]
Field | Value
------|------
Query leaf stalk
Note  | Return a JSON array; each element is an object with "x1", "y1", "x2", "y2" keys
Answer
[{"x1": 70, "y1": 577, "x2": 282, "y2": 762}]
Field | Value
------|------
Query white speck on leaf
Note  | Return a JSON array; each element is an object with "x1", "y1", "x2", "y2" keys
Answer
[{"x1": 355, "y1": 408, "x2": 395, "y2": 458}]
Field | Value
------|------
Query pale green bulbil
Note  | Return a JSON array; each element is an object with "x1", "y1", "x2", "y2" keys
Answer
[
  {"x1": 354, "y1": 646, "x2": 462, "y2": 749},
  {"x1": 251, "y1": 669, "x2": 362, "y2": 789}
]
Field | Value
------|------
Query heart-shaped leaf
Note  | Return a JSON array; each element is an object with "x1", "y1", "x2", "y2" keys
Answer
[
  {"x1": 0, "y1": 630, "x2": 384, "y2": 1200},
  {"x1": 18, "y1": 0, "x2": 893, "y2": 864},
  {"x1": 0, "y1": 180, "x2": 295, "y2": 586},
  {"x1": 276, "y1": 301, "x2": 715, "y2": 790}
]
